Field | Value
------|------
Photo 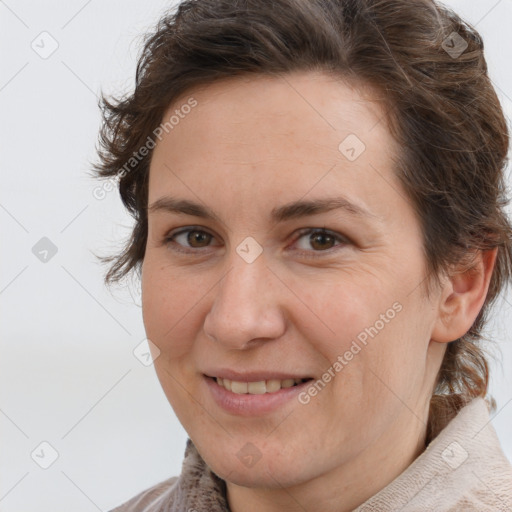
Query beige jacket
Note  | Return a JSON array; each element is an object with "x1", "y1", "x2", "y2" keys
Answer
[{"x1": 110, "y1": 397, "x2": 512, "y2": 511}]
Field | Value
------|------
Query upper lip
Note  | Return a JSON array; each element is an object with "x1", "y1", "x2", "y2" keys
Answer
[{"x1": 203, "y1": 369, "x2": 314, "y2": 382}]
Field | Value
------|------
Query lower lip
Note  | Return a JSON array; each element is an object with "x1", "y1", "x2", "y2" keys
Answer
[{"x1": 203, "y1": 375, "x2": 313, "y2": 416}]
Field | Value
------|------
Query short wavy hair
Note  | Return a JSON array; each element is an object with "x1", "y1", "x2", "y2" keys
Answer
[{"x1": 92, "y1": 0, "x2": 512, "y2": 442}]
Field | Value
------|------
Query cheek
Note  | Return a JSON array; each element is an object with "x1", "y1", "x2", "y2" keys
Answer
[
  {"x1": 327, "y1": 298, "x2": 431, "y2": 424},
  {"x1": 293, "y1": 275, "x2": 399, "y2": 359},
  {"x1": 141, "y1": 259, "x2": 202, "y2": 359},
  {"x1": 141, "y1": 261, "x2": 206, "y2": 419},
  {"x1": 300, "y1": 276, "x2": 427, "y2": 405}
]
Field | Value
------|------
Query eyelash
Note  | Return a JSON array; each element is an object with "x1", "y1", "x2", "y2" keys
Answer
[{"x1": 163, "y1": 226, "x2": 350, "y2": 257}]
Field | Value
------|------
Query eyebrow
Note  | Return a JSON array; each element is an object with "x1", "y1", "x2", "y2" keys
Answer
[{"x1": 147, "y1": 196, "x2": 376, "y2": 224}]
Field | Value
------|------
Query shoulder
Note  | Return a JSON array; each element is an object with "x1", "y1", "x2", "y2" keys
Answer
[
  {"x1": 108, "y1": 476, "x2": 179, "y2": 512},
  {"x1": 355, "y1": 398, "x2": 512, "y2": 511},
  {"x1": 441, "y1": 398, "x2": 512, "y2": 510},
  {"x1": 415, "y1": 398, "x2": 512, "y2": 511}
]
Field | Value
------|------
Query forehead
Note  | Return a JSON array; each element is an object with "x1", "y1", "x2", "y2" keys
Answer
[
  {"x1": 148, "y1": 71, "x2": 401, "y2": 218},
  {"x1": 160, "y1": 71, "x2": 387, "y2": 150}
]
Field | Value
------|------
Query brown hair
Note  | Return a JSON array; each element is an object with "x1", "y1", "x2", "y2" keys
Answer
[{"x1": 92, "y1": 0, "x2": 512, "y2": 442}]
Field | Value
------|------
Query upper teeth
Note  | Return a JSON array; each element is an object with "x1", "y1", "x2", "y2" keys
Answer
[{"x1": 216, "y1": 377, "x2": 306, "y2": 394}]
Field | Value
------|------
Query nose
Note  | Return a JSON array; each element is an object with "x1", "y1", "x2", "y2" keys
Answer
[{"x1": 203, "y1": 251, "x2": 286, "y2": 350}]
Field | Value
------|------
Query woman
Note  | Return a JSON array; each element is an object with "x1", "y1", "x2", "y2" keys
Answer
[{"x1": 93, "y1": 0, "x2": 512, "y2": 510}]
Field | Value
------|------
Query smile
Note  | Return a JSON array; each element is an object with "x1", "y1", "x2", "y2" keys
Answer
[
  {"x1": 214, "y1": 377, "x2": 310, "y2": 394},
  {"x1": 203, "y1": 375, "x2": 315, "y2": 415}
]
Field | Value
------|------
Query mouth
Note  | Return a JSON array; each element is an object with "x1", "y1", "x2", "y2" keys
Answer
[
  {"x1": 205, "y1": 375, "x2": 313, "y2": 395},
  {"x1": 203, "y1": 373, "x2": 315, "y2": 415},
  {"x1": 206, "y1": 375, "x2": 313, "y2": 395},
  {"x1": 202, "y1": 369, "x2": 316, "y2": 415}
]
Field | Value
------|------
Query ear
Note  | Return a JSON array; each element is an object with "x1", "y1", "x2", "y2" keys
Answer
[{"x1": 431, "y1": 248, "x2": 498, "y2": 343}]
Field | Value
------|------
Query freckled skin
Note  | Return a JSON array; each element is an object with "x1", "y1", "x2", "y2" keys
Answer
[{"x1": 140, "y1": 71, "x2": 491, "y2": 512}]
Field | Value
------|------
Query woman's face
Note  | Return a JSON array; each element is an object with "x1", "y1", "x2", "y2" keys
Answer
[{"x1": 141, "y1": 71, "x2": 446, "y2": 490}]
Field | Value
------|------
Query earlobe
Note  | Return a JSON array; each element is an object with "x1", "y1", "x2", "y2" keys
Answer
[{"x1": 431, "y1": 248, "x2": 498, "y2": 344}]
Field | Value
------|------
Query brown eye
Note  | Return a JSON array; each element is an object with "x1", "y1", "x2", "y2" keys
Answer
[
  {"x1": 186, "y1": 230, "x2": 212, "y2": 247},
  {"x1": 165, "y1": 227, "x2": 218, "y2": 251},
  {"x1": 293, "y1": 228, "x2": 349, "y2": 253},
  {"x1": 309, "y1": 231, "x2": 336, "y2": 250}
]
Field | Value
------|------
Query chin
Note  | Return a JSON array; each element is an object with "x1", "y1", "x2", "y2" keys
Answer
[
  {"x1": 220, "y1": 465, "x2": 309, "y2": 489},
  {"x1": 204, "y1": 445, "x2": 313, "y2": 489}
]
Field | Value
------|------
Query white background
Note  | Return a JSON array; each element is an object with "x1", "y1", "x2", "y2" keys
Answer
[{"x1": 1, "y1": 1, "x2": 511, "y2": 510}]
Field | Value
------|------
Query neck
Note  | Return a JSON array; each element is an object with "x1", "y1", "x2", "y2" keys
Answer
[{"x1": 226, "y1": 405, "x2": 429, "y2": 512}]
